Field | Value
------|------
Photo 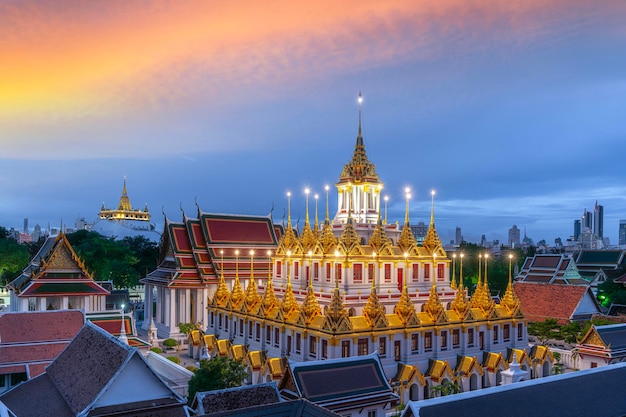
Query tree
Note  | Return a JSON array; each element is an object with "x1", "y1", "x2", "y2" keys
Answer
[
  {"x1": 187, "y1": 356, "x2": 247, "y2": 402},
  {"x1": 528, "y1": 319, "x2": 560, "y2": 345},
  {"x1": 0, "y1": 237, "x2": 29, "y2": 285},
  {"x1": 429, "y1": 380, "x2": 461, "y2": 398}
]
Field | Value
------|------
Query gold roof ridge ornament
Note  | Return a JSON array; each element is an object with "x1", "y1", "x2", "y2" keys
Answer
[
  {"x1": 261, "y1": 250, "x2": 279, "y2": 313},
  {"x1": 422, "y1": 189, "x2": 443, "y2": 255},
  {"x1": 213, "y1": 250, "x2": 230, "y2": 306},
  {"x1": 501, "y1": 253, "x2": 521, "y2": 315},
  {"x1": 299, "y1": 188, "x2": 318, "y2": 252},
  {"x1": 276, "y1": 191, "x2": 303, "y2": 255},
  {"x1": 300, "y1": 280, "x2": 322, "y2": 324},
  {"x1": 424, "y1": 282, "x2": 444, "y2": 321},
  {"x1": 244, "y1": 250, "x2": 261, "y2": 311},
  {"x1": 363, "y1": 280, "x2": 388, "y2": 328},
  {"x1": 394, "y1": 282, "x2": 417, "y2": 326},
  {"x1": 229, "y1": 250, "x2": 244, "y2": 306},
  {"x1": 281, "y1": 251, "x2": 299, "y2": 315},
  {"x1": 398, "y1": 187, "x2": 418, "y2": 252}
]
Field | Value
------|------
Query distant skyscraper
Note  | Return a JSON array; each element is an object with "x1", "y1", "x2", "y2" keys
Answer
[
  {"x1": 508, "y1": 224, "x2": 520, "y2": 248},
  {"x1": 23, "y1": 218, "x2": 28, "y2": 234},
  {"x1": 594, "y1": 201, "x2": 604, "y2": 238},
  {"x1": 574, "y1": 219, "x2": 581, "y2": 241},
  {"x1": 620, "y1": 220, "x2": 626, "y2": 246},
  {"x1": 582, "y1": 209, "x2": 593, "y2": 231},
  {"x1": 455, "y1": 226, "x2": 462, "y2": 245}
]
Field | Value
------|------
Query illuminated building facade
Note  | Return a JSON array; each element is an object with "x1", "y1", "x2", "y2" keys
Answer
[{"x1": 144, "y1": 96, "x2": 550, "y2": 403}]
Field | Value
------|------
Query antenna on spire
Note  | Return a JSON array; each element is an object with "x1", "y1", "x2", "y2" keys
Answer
[
  {"x1": 358, "y1": 92, "x2": 363, "y2": 135},
  {"x1": 430, "y1": 189, "x2": 436, "y2": 227}
]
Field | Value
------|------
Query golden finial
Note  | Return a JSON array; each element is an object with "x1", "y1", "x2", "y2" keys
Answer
[
  {"x1": 213, "y1": 249, "x2": 230, "y2": 304},
  {"x1": 450, "y1": 275, "x2": 469, "y2": 316},
  {"x1": 230, "y1": 249, "x2": 244, "y2": 305},
  {"x1": 424, "y1": 283, "x2": 443, "y2": 320},
  {"x1": 394, "y1": 283, "x2": 416, "y2": 325},
  {"x1": 422, "y1": 189, "x2": 443, "y2": 255},
  {"x1": 404, "y1": 187, "x2": 411, "y2": 225},
  {"x1": 304, "y1": 188, "x2": 310, "y2": 226},
  {"x1": 363, "y1": 280, "x2": 388, "y2": 327},
  {"x1": 287, "y1": 191, "x2": 292, "y2": 227},
  {"x1": 282, "y1": 251, "x2": 299, "y2": 315},
  {"x1": 430, "y1": 189, "x2": 435, "y2": 227},
  {"x1": 314, "y1": 193, "x2": 319, "y2": 233},
  {"x1": 325, "y1": 185, "x2": 330, "y2": 223},
  {"x1": 261, "y1": 250, "x2": 279, "y2": 312},
  {"x1": 244, "y1": 250, "x2": 261, "y2": 310},
  {"x1": 398, "y1": 190, "x2": 417, "y2": 251},
  {"x1": 451, "y1": 253, "x2": 457, "y2": 290},
  {"x1": 383, "y1": 196, "x2": 389, "y2": 225},
  {"x1": 301, "y1": 280, "x2": 322, "y2": 323},
  {"x1": 501, "y1": 253, "x2": 520, "y2": 314}
]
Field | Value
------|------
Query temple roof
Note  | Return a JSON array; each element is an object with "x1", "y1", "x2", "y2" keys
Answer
[
  {"x1": 8, "y1": 233, "x2": 110, "y2": 298},
  {"x1": 280, "y1": 352, "x2": 398, "y2": 409}
]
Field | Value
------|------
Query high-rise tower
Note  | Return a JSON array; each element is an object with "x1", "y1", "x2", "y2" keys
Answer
[{"x1": 594, "y1": 201, "x2": 604, "y2": 238}]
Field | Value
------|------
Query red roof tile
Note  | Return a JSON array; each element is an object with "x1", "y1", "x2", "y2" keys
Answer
[{"x1": 513, "y1": 282, "x2": 594, "y2": 324}]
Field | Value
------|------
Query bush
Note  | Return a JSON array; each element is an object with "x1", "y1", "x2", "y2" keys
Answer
[
  {"x1": 186, "y1": 366, "x2": 198, "y2": 373},
  {"x1": 166, "y1": 356, "x2": 180, "y2": 364},
  {"x1": 150, "y1": 347, "x2": 163, "y2": 354},
  {"x1": 163, "y1": 338, "x2": 178, "y2": 348}
]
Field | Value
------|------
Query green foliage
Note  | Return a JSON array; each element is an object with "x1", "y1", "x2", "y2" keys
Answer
[
  {"x1": 187, "y1": 356, "x2": 246, "y2": 402},
  {"x1": 528, "y1": 319, "x2": 561, "y2": 345},
  {"x1": 186, "y1": 365, "x2": 198, "y2": 373},
  {"x1": 163, "y1": 338, "x2": 178, "y2": 347},
  {"x1": 178, "y1": 322, "x2": 199, "y2": 336},
  {"x1": 0, "y1": 234, "x2": 29, "y2": 285},
  {"x1": 430, "y1": 380, "x2": 462, "y2": 397},
  {"x1": 66, "y1": 230, "x2": 158, "y2": 288},
  {"x1": 150, "y1": 347, "x2": 163, "y2": 354},
  {"x1": 166, "y1": 356, "x2": 180, "y2": 364}
]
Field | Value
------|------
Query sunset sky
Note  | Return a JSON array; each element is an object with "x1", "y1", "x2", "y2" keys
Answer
[{"x1": 2, "y1": 0, "x2": 626, "y2": 244}]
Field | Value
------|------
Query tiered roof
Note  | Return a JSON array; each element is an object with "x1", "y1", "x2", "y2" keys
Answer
[
  {"x1": 515, "y1": 254, "x2": 588, "y2": 285},
  {"x1": 8, "y1": 233, "x2": 110, "y2": 298},
  {"x1": 142, "y1": 211, "x2": 281, "y2": 289}
]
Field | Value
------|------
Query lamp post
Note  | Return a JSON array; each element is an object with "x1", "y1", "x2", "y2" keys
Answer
[
  {"x1": 384, "y1": 196, "x2": 389, "y2": 224},
  {"x1": 452, "y1": 253, "x2": 457, "y2": 288},
  {"x1": 460, "y1": 253, "x2": 464, "y2": 288},
  {"x1": 119, "y1": 303, "x2": 128, "y2": 345},
  {"x1": 484, "y1": 253, "x2": 489, "y2": 285}
]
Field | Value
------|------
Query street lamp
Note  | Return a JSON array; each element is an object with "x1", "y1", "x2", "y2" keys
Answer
[{"x1": 119, "y1": 303, "x2": 128, "y2": 345}]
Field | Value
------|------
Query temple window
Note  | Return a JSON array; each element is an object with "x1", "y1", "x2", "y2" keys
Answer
[
  {"x1": 218, "y1": 313, "x2": 222, "y2": 329},
  {"x1": 309, "y1": 336, "x2": 317, "y2": 358},
  {"x1": 437, "y1": 264, "x2": 444, "y2": 280},
  {"x1": 384, "y1": 264, "x2": 391, "y2": 282},
  {"x1": 412, "y1": 264, "x2": 419, "y2": 282},
  {"x1": 397, "y1": 269, "x2": 403, "y2": 288},
  {"x1": 274, "y1": 328, "x2": 280, "y2": 347},
  {"x1": 358, "y1": 338, "x2": 368, "y2": 356},
  {"x1": 294, "y1": 261, "x2": 299, "y2": 279},
  {"x1": 394, "y1": 340, "x2": 401, "y2": 361},
  {"x1": 326, "y1": 263, "x2": 331, "y2": 282},
  {"x1": 239, "y1": 319, "x2": 244, "y2": 336},
  {"x1": 368, "y1": 263, "x2": 374, "y2": 283},
  {"x1": 322, "y1": 339, "x2": 328, "y2": 359},
  {"x1": 517, "y1": 323, "x2": 524, "y2": 341},
  {"x1": 255, "y1": 323, "x2": 261, "y2": 341},
  {"x1": 313, "y1": 262, "x2": 319, "y2": 281},
  {"x1": 493, "y1": 325, "x2": 499, "y2": 344},
  {"x1": 342, "y1": 340, "x2": 350, "y2": 358},
  {"x1": 503, "y1": 324, "x2": 510, "y2": 342},
  {"x1": 424, "y1": 332, "x2": 433, "y2": 352},
  {"x1": 453, "y1": 329, "x2": 460, "y2": 348},
  {"x1": 424, "y1": 264, "x2": 430, "y2": 279},
  {"x1": 210, "y1": 312, "x2": 214, "y2": 327},
  {"x1": 276, "y1": 261, "x2": 282, "y2": 278},
  {"x1": 266, "y1": 325, "x2": 271, "y2": 343},
  {"x1": 296, "y1": 333, "x2": 302, "y2": 354},
  {"x1": 336, "y1": 264, "x2": 342, "y2": 283},
  {"x1": 441, "y1": 331, "x2": 448, "y2": 350},
  {"x1": 224, "y1": 319, "x2": 228, "y2": 331},
  {"x1": 468, "y1": 328, "x2": 475, "y2": 347},
  {"x1": 411, "y1": 334, "x2": 419, "y2": 353},
  {"x1": 379, "y1": 337, "x2": 387, "y2": 357},
  {"x1": 354, "y1": 264, "x2": 363, "y2": 283}
]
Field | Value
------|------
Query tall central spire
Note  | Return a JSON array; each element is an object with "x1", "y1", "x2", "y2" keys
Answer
[{"x1": 357, "y1": 91, "x2": 363, "y2": 143}]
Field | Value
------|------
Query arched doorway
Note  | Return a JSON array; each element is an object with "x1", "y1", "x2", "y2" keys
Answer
[
  {"x1": 410, "y1": 383, "x2": 420, "y2": 401},
  {"x1": 470, "y1": 374, "x2": 478, "y2": 391},
  {"x1": 542, "y1": 361, "x2": 550, "y2": 377},
  {"x1": 496, "y1": 370, "x2": 502, "y2": 386}
]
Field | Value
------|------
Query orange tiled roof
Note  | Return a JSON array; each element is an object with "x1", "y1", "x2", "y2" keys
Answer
[{"x1": 513, "y1": 282, "x2": 597, "y2": 324}]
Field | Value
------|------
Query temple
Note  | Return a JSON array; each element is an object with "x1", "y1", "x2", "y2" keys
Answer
[
  {"x1": 98, "y1": 177, "x2": 151, "y2": 221},
  {"x1": 91, "y1": 178, "x2": 160, "y2": 241},
  {"x1": 143, "y1": 95, "x2": 549, "y2": 403}
]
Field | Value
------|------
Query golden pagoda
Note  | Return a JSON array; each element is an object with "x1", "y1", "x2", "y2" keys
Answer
[{"x1": 98, "y1": 177, "x2": 151, "y2": 221}]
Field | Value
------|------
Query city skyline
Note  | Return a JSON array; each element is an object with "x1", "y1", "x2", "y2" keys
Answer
[{"x1": 2, "y1": 1, "x2": 626, "y2": 244}]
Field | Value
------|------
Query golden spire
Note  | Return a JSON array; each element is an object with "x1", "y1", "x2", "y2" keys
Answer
[
  {"x1": 326, "y1": 280, "x2": 348, "y2": 322},
  {"x1": 450, "y1": 275, "x2": 469, "y2": 317},
  {"x1": 301, "y1": 281, "x2": 322, "y2": 324},
  {"x1": 470, "y1": 253, "x2": 494, "y2": 312},
  {"x1": 363, "y1": 280, "x2": 387, "y2": 326},
  {"x1": 501, "y1": 254, "x2": 520, "y2": 314},
  {"x1": 325, "y1": 185, "x2": 330, "y2": 223},
  {"x1": 244, "y1": 250, "x2": 261, "y2": 309},
  {"x1": 299, "y1": 188, "x2": 317, "y2": 252},
  {"x1": 424, "y1": 283, "x2": 444, "y2": 320},
  {"x1": 230, "y1": 250, "x2": 244, "y2": 305},
  {"x1": 398, "y1": 188, "x2": 417, "y2": 251},
  {"x1": 422, "y1": 190, "x2": 442, "y2": 254},
  {"x1": 261, "y1": 251, "x2": 279, "y2": 312},
  {"x1": 314, "y1": 193, "x2": 319, "y2": 234},
  {"x1": 369, "y1": 215, "x2": 392, "y2": 254},
  {"x1": 277, "y1": 191, "x2": 301, "y2": 254},
  {"x1": 281, "y1": 252, "x2": 299, "y2": 315},
  {"x1": 213, "y1": 250, "x2": 230, "y2": 304},
  {"x1": 117, "y1": 176, "x2": 132, "y2": 211},
  {"x1": 305, "y1": 188, "x2": 310, "y2": 226},
  {"x1": 394, "y1": 283, "x2": 416, "y2": 325},
  {"x1": 450, "y1": 253, "x2": 457, "y2": 290}
]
